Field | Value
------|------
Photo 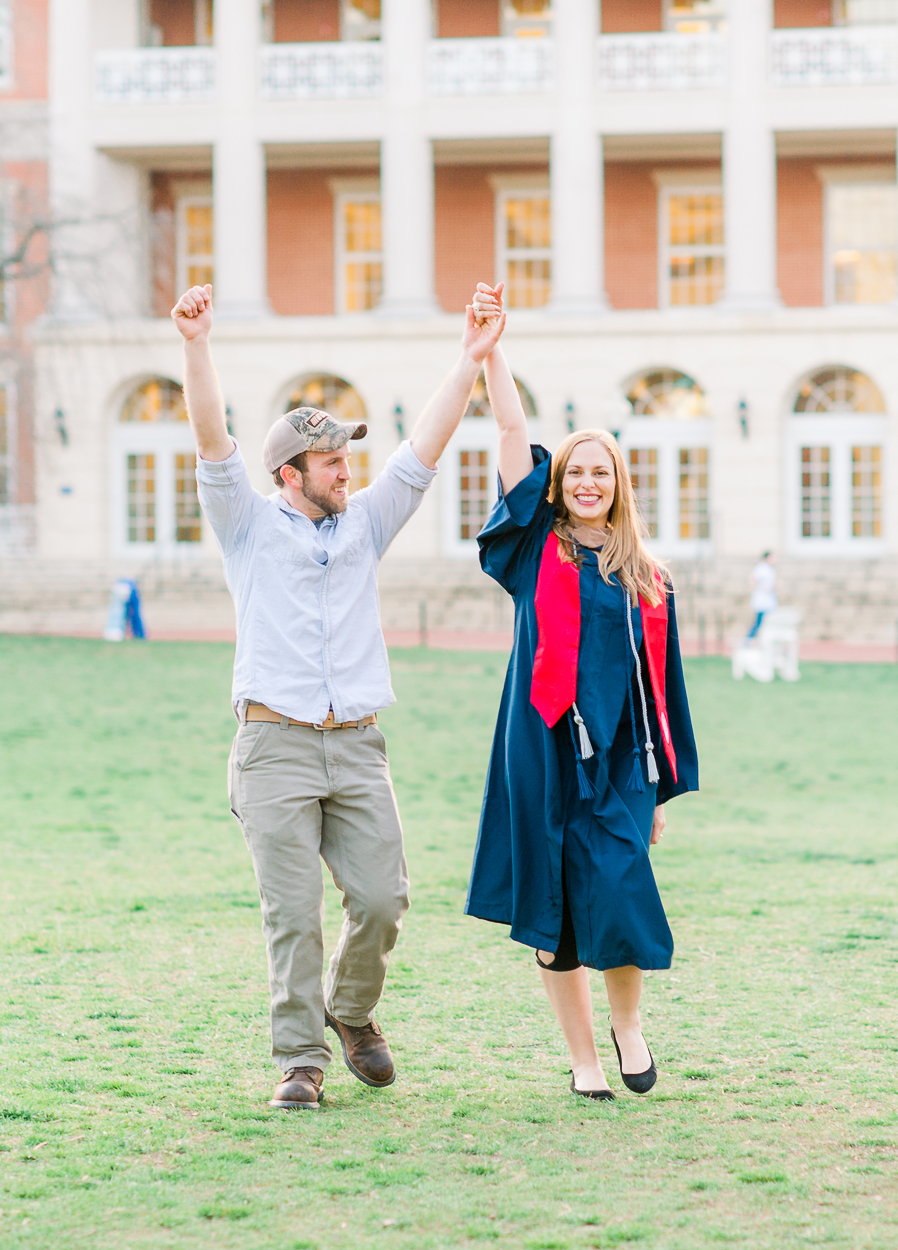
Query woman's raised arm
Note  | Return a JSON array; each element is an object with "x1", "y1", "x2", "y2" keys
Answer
[{"x1": 474, "y1": 283, "x2": 533, "y2": 494}]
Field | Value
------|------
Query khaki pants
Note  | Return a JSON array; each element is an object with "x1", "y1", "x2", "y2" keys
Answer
[{"x1": 228, "y1": 719, "x2": 409, "y2": 1073}]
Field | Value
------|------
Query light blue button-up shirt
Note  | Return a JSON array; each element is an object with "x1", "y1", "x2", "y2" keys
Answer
[{"x1": 196, "y1": 440, "x2": 437, "y2": 722}]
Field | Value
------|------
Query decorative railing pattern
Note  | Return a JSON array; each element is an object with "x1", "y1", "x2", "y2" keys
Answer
[
  {"x1": 259, "y1": 41, "x2": 383, "y2": 100},
  {"x1": 94, "y1": 47, "x2": 216, "y2": 104},
  {"x1": 428, "y1": 37, "x2": 553, "y2": 95},
  {"x1": 770, "y1": 26, "x2": 898, "y2": 86},
  {"x1": 597, "y1": 32, "x2": 726, "y2": 90}
]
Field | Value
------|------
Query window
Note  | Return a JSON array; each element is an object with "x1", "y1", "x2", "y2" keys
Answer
[
  {"x1": 501, "y1": 0, "x2": 552, "y2": 37},
  {"x1": 175, "y1": 452, "x2": 201, "y2": 541},
  {"x1": 114, "y1": 379, "x2": 201, "y2": 554},
  {"x1": 342, "y1": 0, "x2": 381, "y2": 40},
  {"x1": 664, "y1": 0, "x2": 727, "y2": 31},
  {"x1": 629, "y1": 448, "x2": 659, "y2": 538},
  {"x1": 826, "y1": 182, "x2": 897, "y2": 305},
  {"x1": 335, "y1": 192, "x2": 382, "y2": 312},
  {"x1": 660, "y1": 188, "x2": 725, "y2": 307},
  {"x1": 176, "y1": 197, "x2": 214, "y2": 295},
  {"x1": 833, "y1": 1, "x2": 898, "y2": 23},
  {"x1": 459, "y1": 450, "x2": 490, "y2": 541},
  {"x1": 0, "y1": 1, "x2": 13, "y2": 90},
  {"x1": 787, "y1": 366, "x2": 887, "y2": 553},
  {"x1": 444, "y1": 372, "x2": 539, "y2": 556},
  {"x1": 464, "y1": 371, "x2": 537, "y2": 420},
  {"x1": 0, "y1": 383, "x2": 12, "y2": 505},
  {"x1": 127, "y1": 454, "x2": 156, "y2": 543},
  {"x1": 851, "y1": 445, "x2": 882, "y2": 537},
  {"x1": 496, "y1": 189, "x2": 551, "y2": 309},
  {"x1": 800, "y1": 447, "x2": 830, "y2": 539},
  {"x1": 618, "y1": 369, "x2": 712, "y2": 555},
  {"x1": 284, "y1": 374, "x2": 370, "y2": 492}
]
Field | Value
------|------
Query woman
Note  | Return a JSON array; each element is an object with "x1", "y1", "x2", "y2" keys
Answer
[{"x1": 465, "y1": 285, "x2": 698, "y2": 1101}]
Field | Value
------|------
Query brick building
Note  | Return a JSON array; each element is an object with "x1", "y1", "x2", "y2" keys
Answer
[{"x1": 1, "y1": 0, "x2": 897, "y2": 643}]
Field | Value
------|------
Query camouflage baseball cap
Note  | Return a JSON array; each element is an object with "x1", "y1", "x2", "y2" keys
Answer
[{"x1": 262, "y1": 407, "x2": 367, "y2": 475}]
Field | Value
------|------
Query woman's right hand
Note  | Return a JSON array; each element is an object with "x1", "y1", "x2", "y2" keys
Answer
[{"x1": 472, "y1": 281, "x2": 504, "y2": 326}]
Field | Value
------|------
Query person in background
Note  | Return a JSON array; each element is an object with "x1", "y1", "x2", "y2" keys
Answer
[
  {"x1": 171, "y1": 280, "x2": 506, "y2": 1111},
  {"x1": 747, "y1": 551, "x2": 777, "y2": 641}
]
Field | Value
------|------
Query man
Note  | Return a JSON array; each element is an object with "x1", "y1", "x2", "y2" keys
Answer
[{"x1": 171, "y1": 282, "x2": 505, "y2": 1110}]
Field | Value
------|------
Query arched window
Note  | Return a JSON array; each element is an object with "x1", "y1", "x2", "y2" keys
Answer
[
  {"x1": 444, "y1": 372, "x2": 540, "y2": 555},
  {"x1": 463, "y1": 371, "x2": 537, "y2": 419},
  {"x1": 617, "y1": 368, "x2": 712, "y2": 554},
  {"x1": 787, "y1": 366, "x2": 886, "y2": 551},
  {"x1": 284, "y1": 374, "x2": 370, "y2": 491},
  {"x1": 113, "y1": 378, "x2": 200, "y2": 554}
]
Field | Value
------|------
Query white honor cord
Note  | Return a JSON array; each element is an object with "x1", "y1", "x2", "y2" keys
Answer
[
  {"x1": 625, "y1": 593, "x2": 661, "y2": 785},
  {"x1": 571, "y1": 702, "x2": 594, "y2": 759}
]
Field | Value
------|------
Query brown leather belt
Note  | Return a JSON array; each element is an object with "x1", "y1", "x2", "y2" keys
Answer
[{"x1": 245, "y1": 703, "x2": 377, "y2": 731}]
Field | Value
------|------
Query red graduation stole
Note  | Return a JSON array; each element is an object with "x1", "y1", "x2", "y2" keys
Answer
[{"x1": 530, "y1": 532, "x2": 677, "y2": 782}]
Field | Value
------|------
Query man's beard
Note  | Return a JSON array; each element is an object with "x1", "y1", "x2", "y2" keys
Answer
[{"x1": 301, "y1": 477, "x2": 347, "y2": 516}]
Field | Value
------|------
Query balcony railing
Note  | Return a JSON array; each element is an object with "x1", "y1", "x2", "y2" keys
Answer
[
  {"x1": 428, "y1": 37, "x2": 553, "y2": 95},
  {"x1": 259, "y1": 41, "x2": 383, "y2": 100},
  {"x1": 770, "y1": 25, "x2": 898, "y2": 86},
  {"x1": 94, "y1": 47, "x2": 216, "y2": 104},
  {"x1": 597, "y1": 32, "x2": 726, "y2": 91}
]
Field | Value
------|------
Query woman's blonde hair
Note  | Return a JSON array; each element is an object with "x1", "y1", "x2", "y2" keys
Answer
[{"x1": 547, "y1": 429, "x2": 668, "y2": 607}]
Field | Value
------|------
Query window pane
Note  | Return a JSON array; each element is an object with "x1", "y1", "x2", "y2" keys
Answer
[
  {"x1": 793, "y1": 366, "x2": 885, "y2": 414},
  {"x1": 459, "y1": 449, "x2": 490, "y2": 541},
  {"x1": 349, "y1": 450, "x2": 369, "y2": 493},
  {"x1": 175, "y1": 453, "x2": 201, "y2": 543},
  {"x1": 628, "y1": 448, "x2": 659, "y2": 538},
  {"x1": 345, "y1": 201, "x2": 382, "y2": 254},
  {"x1": 345, "y1": 261, "x2": 383, "y2": 311},
  {"x1": 851, "y1": 445, "x2": 882, "y2": 538},
  {"x1": 678, "y1": 447, "x2": 710, "y2": 539},
  {"x1": 829, "y1": 185, "x2": 897, "y2": 249},
  {"x1": 186, "y1": 263, "x2": 214, "y2": 289},
  {"x1": 833, "y1": 250, "x2": 897, "y2": 304},
  {"x1": 121, "y1": 379, "x2": 188, "y2": 423},
  {"x1": 127, "y1": 453, "x2": 156, "y2": 544},
  {"x1": 505, "y1": 198, "x2": 551, "y2": 251},
  {"x1": 506, "y1": 259, "x2": 551, "y2": 308},
  {"x1": 800, "y1": 446, "x2": 831, "y2": 538},
  {"x1": 669, "y1": 254, "x2": 724, "y2": 306},
  {"x1": 185, "y1": 204, "x2": 214, "y2": 257},
  {"x1": 668, "y1": 194, "x2": 724, "y2": 247}
]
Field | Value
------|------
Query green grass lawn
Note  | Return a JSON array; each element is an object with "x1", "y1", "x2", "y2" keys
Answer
[{"x1": 0, "y1": 637, "x2": 896, "y2": 1250}]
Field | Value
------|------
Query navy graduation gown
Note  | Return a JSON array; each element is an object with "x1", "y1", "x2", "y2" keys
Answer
[{"x1": 465, "y1": 447, "x2": 699, "y2": 971}]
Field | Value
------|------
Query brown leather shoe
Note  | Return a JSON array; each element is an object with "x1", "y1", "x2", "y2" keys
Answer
[
  {"x1": 325, "y1": 1012, "x2": 396, "y2": 1087},
  {"x1": 269, "y1": 1065, "x2": 324, "y2": 1110}
]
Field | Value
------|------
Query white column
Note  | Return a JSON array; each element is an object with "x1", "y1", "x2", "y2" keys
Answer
[
  {"x1": 377, "y1": 0, "x2": 439, "y2": 315},
  {"x1": 720, "y1": 0, "x2": 781, "y2": 312},
  {"x1": 47, "y1": 0, "x2": 96, "y2": 319},
  {"x1": 548, "y1": 0, "x2": 608, "y2": 314},
  {"x1": 213, "y1": 0, "x2": 270, "y2": 318}
]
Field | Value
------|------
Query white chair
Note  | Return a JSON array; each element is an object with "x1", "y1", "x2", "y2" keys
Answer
[{"x1": 732, "y1": 608, "x2": 802, "y2": 683}]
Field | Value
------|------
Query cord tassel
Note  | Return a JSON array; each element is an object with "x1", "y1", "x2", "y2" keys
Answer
[
  {"x1": 576, "y1": 759, "x2": 595, "y2": 800},
  {"x1": 646, "y1": 746, "x2": 660, "y2": 785},
  {"x1": 627, "y1": 748, "x2": 646, "y2": 793},
  {"x1": 571, "y1": 702, "x2": 593, "y2": 760}
]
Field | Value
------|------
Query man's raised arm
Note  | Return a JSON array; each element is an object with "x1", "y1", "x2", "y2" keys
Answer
[
  {"x1": 408, "y1": 285, "x2": 506, "y2": 470},
  {"x1": 171, "y1": 284, "x2": 234, "y2": 463}
]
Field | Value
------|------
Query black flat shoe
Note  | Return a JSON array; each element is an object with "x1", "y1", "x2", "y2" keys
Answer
[
  {"x1": 569, "y1": 1071, "x2": 615, "y2": 1101},
  {"x1": 610, "y1": 1027, "x2": 657, "y2": 1094}
]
